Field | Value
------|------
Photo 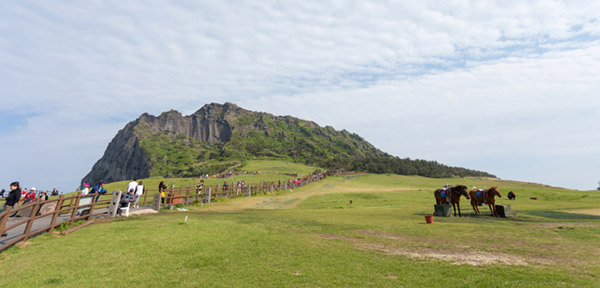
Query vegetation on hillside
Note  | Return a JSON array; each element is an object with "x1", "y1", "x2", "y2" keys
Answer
[{"x1": 137, "y1": 110, "x2": 494, "y2": 179}]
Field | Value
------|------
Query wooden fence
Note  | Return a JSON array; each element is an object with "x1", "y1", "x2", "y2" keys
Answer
[
  {"x1": 0, "y1": 192, "x2": 112, "y2": 251},
  {"x1": 0, "y1": 174, "x2": 327, "y2": 252}
]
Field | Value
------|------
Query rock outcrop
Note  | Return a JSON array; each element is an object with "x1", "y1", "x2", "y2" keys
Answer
[
  {"x1": 81, "y1": 103, "x2": 244, "y2": 185},
  {"x1": 81, "y1": 102, "x2": 495, "y2": 186}
]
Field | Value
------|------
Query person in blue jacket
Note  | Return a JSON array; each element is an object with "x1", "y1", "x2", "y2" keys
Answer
[{"x1": 91, "y1": 181, "x2": 107, "y2": 202}]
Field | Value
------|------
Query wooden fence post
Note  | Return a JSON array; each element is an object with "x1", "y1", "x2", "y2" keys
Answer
[
  {"x1": 143, "y1": 187, "x2": 148, "y2": 206},
  {"x1": 185, "y1": 186, "x2": 190, "y2": 205},
  {"x1": 0, "y1": 206, "x2": 11, "y2": 237},
  {"x1": 70, "y1": 192, "x2": 82, "y2": 223},
  {"x1": 23, "y1": 198, "x2": 42, "y2": 241},
  {"x1": 86, "y1": 192, "x2": 98, "y2": 221},
  {"x1": 168, "y1": 186, "x2": 174, "y2": 208}
]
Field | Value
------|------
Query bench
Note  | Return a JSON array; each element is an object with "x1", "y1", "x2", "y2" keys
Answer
[{"x1": 119, "y1": 203, "x2": 130, "y2": 217}]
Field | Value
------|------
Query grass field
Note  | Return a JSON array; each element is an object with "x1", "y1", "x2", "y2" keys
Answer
[{"x1": 1, "y1": 162, "x2": 599, "y2": 287}]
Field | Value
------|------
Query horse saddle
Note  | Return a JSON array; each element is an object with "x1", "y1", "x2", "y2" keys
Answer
[
  {"x1": 476, "y1": 189, "x2": 484, "y2": 197},
  {"x1": 441, "y1": 188, "x2": 452, "y2": 198}
]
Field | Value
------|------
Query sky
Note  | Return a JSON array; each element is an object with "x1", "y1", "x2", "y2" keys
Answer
[{"x1": 1, "y1": 1, "x2": 599, "y2": 192}]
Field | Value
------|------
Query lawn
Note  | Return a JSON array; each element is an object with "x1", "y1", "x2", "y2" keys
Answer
[{"x1": 1, "y1": 172, "x2": 599, "y2": 287}]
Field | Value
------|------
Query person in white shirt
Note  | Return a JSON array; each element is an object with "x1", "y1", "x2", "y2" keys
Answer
[
  {"x1": 127, "y1": 179, "x2": 138, "y2": 193},
  {"x1": 81, "y1": 183, "x2": 90, "y2": 195},
  {"x1": 133, "y1": 180, "x2": 144, "y2": 208}
]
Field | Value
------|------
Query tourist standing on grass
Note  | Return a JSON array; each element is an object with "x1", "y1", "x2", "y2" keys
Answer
[
  {"x1": 158, "y1": 181, "x2": 167, "y2": 204},
  {"x1": 196, "y1": 180, "x2": 204, "y2": 195},
  {"x1": 127, "y1": 178, "x2": 138, "y2": 193},
  {"x1": 134, "y1": 180, "x2": 144, "y2": 208}
]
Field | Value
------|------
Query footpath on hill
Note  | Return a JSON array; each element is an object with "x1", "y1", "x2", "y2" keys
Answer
[{"x1": 199, "y1": 174, "x2": 415, "y2": 211}]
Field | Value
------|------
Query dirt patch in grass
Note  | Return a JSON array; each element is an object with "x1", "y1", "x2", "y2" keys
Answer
[
  {"x1": 359, "y1": 242, "x2": 535, "y2": 266},
  {"x1": 529, "y1": 223, "x2": 596, "y2": 228},
  {"x1": 14, "y1": 241, "x2": 32, "y2": 248},
  {"x1": 562, "y1": 209, "x2": 600, "y2": 216},
  {"x1": 315, "y1": 234, "x2": 361, "y2": 241},
  {"x1": 316, "y1": 231, "x2": 552, "y2": 266},
  {"x1": 355, "y1": 230, "x2": 410, "y2": 240}
]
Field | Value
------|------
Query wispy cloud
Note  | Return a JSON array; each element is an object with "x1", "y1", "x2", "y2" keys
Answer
[{"x1": 0, "y1": 1, "x2": 599, "y2": 190}]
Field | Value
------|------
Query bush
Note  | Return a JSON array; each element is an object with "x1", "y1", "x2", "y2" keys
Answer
[{"x1": 55, "y1": 220, "x2": 86, "y2": 233}]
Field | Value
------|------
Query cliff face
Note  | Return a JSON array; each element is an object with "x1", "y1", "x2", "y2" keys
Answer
[
  {"x1": 135, "y1": 103, "x2": 243, "y2": 144},
  {"x1": 81, "y1": 121, "x2": 151, "y2": 185},
  {"x1": 81, "y1": 103, "x2": 242, "y2": 185}
]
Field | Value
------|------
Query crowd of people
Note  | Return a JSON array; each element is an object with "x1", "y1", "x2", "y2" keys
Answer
[
  {"x1": 1, "y1": 187, "x2": 59, "y2": 199},
  {"x1": 115, "y1": 179, "x2": 145, "y2": 213}
]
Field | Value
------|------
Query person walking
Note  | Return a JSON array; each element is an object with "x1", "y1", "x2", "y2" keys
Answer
[
  {"x1": 127, "y1": 179, "x2": 138, "y2": 194},
  {"x1": 158, "y1": 181, "x2": 167, "y2": 205},
  {"x1": 196, "y1": 180, "x2": 204, "y2": 195},
  {"x1": 133, "y1": 180, "x2": 144, "y2": 208}
]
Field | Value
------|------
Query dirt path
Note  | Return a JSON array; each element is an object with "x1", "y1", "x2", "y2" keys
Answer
[{"x1": 200, "y1": 175, "x2": 413, "y2": 211}]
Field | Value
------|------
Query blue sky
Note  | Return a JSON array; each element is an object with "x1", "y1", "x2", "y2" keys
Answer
[{"x1": 1, "y1": 1, "x2": 599, "y2": 192}]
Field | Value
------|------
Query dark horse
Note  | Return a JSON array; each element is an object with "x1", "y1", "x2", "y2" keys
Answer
[
  {"x1": 434, "y1": 185, "x2": 470, "y2": 217},
  {"x1": 469, "y1": 186, "x2": 502, "y2": 217}
]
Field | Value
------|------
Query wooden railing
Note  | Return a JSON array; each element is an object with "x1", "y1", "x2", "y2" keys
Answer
[
  {"x1": 0, "y1": 173, "x2": 328, "y2": 252},
  {"x1": 0, "y1": 192, "x2": 111, "y2": 251},
  {"x1": 140, "y1": 174, "x2": 327, "y2": 207}
]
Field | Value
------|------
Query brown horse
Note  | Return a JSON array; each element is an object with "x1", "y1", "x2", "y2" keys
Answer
[
  {"x1": 434, "y1": 185, "x2": 470, "y2": 217},
  {"x1": 469, "y1": 186, "x2": 502, "y2": 217}
]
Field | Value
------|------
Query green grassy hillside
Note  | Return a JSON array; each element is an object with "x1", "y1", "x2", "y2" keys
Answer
[{"x1": 3, "y1": 172, "x2": 599, "y2": 287}]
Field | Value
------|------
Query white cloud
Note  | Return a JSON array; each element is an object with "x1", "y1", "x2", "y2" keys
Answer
[{"x1": 0, "y1": 1, "x2": 599, "y2": 191}]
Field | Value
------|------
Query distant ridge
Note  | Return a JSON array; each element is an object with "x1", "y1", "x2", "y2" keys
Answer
[{"x1": 81, "y1": 103, "x2": 494, "y2": 185}]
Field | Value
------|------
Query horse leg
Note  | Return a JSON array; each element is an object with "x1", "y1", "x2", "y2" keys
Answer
[
  {"x1": 457, "y1": 202, "x2": 461, "y2": 217},
  {"x1": 452, "y1": 203, "x2": 457, "y2": 217}
]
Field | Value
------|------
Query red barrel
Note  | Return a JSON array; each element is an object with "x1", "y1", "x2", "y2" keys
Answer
[{"x1": 425, "y1": 215, "x2": 434, "y2": 224}]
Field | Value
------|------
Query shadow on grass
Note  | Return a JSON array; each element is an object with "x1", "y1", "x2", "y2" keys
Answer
[{"x1": 522, "y1": 210, "x2": 600, "y2": 220}]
